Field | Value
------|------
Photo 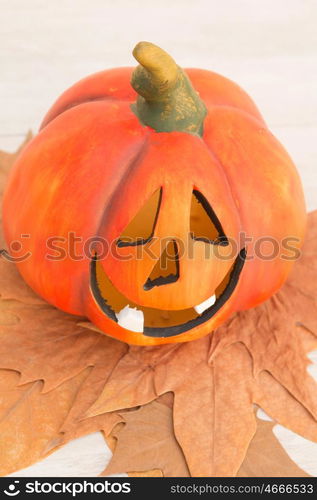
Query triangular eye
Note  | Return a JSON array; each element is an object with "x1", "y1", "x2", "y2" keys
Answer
[
  {"x1": 117, "y1": 188, "x2": 162, "y2": 247},
  {"x1": 190, "y1": 190, "x2": 228, "y2": 245}
]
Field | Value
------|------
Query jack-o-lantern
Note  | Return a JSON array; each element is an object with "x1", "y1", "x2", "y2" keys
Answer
[{"x1": 2, "y1": 42, "x2": 306, "y2": 345}]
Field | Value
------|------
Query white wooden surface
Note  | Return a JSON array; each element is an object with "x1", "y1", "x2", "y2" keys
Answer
[{"x1": 2, "y1": 0, "x2": 317, "y2": 477}]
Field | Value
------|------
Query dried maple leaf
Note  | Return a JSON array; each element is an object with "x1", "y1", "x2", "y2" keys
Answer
[
  {"x1": 0, "y1": 297, "x2": 128, "y2": 473},
  {"x1": 0, "y1": 299, "x2": 127, "y2": 393},
  {"x1": 237, "y1": 417, "x2": 310, "y2": 477},
  {"x1": 102, "y1": 400, "x2": 190, "y2": 477},
  {"x1": 0, "y1": 367, "x2": 89, "y2": 475},
  {"x1": 102, "y1": 396, "x2": 309, "y2": 478},
  {"x1": 53, "y1": 365, "x2": 124, "y2": 451},
  {"x1": 103, "y1": 393, "x2": 174, "y2": 478}
]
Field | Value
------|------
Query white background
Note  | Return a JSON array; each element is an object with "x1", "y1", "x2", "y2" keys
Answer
[{"x1": 1, "y1": 0, "x2": 317, "y2": 476}]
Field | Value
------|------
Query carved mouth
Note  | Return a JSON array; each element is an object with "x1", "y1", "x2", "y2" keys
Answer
[{"x1": 90, "y1": 248, "x2": 246, "y2": 338}]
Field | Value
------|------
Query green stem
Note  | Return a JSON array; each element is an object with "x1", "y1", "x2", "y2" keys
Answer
[{"x1": 131, "y1": 42, "x2": 207, "y2": 136}]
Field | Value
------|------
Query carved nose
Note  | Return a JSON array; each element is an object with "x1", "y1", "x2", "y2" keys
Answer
[{"x1": 143, "y1": 239, "x2": 179, "y2": 290}]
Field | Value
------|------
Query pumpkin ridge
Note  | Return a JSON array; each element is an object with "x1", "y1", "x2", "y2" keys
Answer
[
  {"x1": 204, "y1": 104, "x2": 267, "y2": 129},
  {"x1": 201, "y1": 137, "x2": 241, "y2": 224},
  {"x1": 40, "y1": 96, "x2": 130, "y2": 130},
  {"x1": 94, "y1": 134, "x2": 150, "y2": 243}
]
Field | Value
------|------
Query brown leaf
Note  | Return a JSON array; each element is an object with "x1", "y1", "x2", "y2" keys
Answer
[
  {"x1": 254, "y1": 371, "x2": 317, "y2": 442},
  {"x1": 103, "y1": 394, "x2": 174, "y2": 478},
  {"x1": 0, "y1": 299, "x2": 127, "y2": 393},
  {"x1": 55, "y1": 365, "x2": 124, "y2": 450},
  {"x1": 105, "y1": 421, "x2": 157, "y2": 476},
  {"x1": 102, "y1": 400, "x2": 190, "y2": 477},
  {"x1": 0, "y1": 266, "x2": 44, "y2": 305},
  {"x1": 103, "y1": 400, "x2": 310, "y2": 478},
  {"x1": 156, "y1": 339, "x2": 257, "y2": 476},
  {"x1": 238, "y1": 418, "x2": 311, "y2": 477},
  {"x1": 84, "y1": 344, "x2": 179, "y2": 416},
  {"x1": 0, "y1": 367, "x2": 89, "y2": 476}
]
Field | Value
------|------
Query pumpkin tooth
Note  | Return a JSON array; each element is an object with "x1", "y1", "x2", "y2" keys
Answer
[
  {"x1": 194, "y1": 294, "x2": 216, "y2": 315},
  {"x1": 116, "y1": 305, "x2": 144, "y2": 332}
]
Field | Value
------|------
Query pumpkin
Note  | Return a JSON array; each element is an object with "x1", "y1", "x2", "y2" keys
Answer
[{"x1": 2, "y1": 42, "x2": 306, "y2": 345}]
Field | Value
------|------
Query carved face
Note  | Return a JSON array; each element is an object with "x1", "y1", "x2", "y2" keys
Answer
[
  {"x1": 2, "y1": 44, "x2": 306, "y2": 345},
  {"x1": 91, "y1": 183, "x2": 246, "y2": 339}
]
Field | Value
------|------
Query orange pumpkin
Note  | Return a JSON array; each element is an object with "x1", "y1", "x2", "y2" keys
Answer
[{"x1": 2, "y1": 42, "x2": 306, "y2": 345}]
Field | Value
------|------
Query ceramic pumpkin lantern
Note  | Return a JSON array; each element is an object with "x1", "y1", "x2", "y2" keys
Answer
[{"x1": 2, "y1": 42, "x2": 306, "y2": 345}]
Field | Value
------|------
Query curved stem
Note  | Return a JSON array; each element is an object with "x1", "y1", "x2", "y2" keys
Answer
[{"x1": 131, "y1": 42, "x2": 207, "y2": 135}]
